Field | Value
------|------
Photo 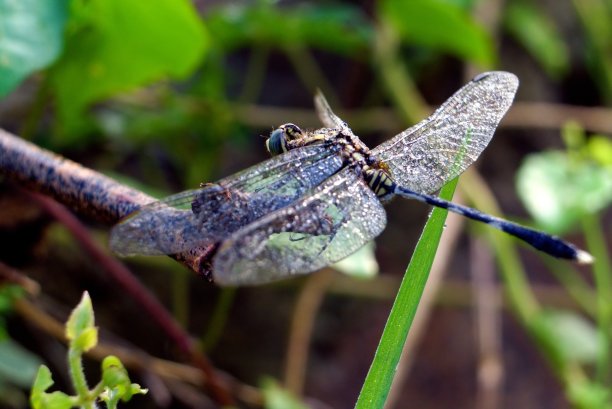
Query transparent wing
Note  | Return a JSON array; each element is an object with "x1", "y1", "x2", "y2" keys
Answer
[
  {"x1": 372, "y1": 71, "x2": 519, "y2": 194},
  {"x1": 314, "y1": 89, "x2": 350, "y2": 131},
  {"x1": 110, "y1": 143, "x2": 344, "y2": 256},
  {"x1": 212, "y1": 168, "x2": 387, "y2": 286}
]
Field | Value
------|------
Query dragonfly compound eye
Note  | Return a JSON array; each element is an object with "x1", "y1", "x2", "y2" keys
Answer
[
  {"x1": 266, "y1": 123, "x2": 303, "y2": 156},
  {"x1": 266, "y1": 128, "x2": 288, "y2": 156}
]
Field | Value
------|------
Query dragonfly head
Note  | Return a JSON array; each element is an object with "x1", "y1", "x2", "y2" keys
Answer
[{"x1": 266, "y1": 123, "x2": 303, "y2": 156}]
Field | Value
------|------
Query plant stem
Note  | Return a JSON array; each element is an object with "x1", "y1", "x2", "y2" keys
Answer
[
  {"x1": 355, "y1": 178, "x2": 457, "y2": 409},
  {"x1": 582, "y1": 213, "x2": 612, "y2": 383},
  {"x1": 68, "y1": 344, "x2": 95, "y2": 409}
]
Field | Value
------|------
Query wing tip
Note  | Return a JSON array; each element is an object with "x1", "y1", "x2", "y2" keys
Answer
[{"x1": 473, "y1": 71, "x2": 519, "y2": 93}]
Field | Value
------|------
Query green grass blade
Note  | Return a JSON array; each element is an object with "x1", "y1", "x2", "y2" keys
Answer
[{"x1": 355, "y1": 177, "x2": 458, "y2": 408}]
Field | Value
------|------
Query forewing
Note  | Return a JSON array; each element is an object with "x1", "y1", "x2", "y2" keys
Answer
[
  {"x1": 110, "y1": 143, "x2": 343, "y2": 256},
  {"x1": 372, "y1": 71, "x2": 518, "y2": 194},
  {"x1": 314, "y1": 89, "x2": 350, "y2": 130},
  {"x1": 212, "y1": 168, "x2": 387, "y2": 286}
]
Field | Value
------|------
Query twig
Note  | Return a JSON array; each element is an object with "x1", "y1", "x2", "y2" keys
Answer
[
  {"x1": 284, "y1": 269, "x2": 334, "y2": 396},
  {"x1": 0, "y1": 260, "x2": 40, "y2": 295},
  {"x1": 0, "y1": 129, "x2": 149, "y2": 223},
  {"x1": 471, "y1": 238, "x2": 503, "y2": 409}
]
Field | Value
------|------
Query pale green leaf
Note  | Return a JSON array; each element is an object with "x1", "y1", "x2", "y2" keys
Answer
[
  {"x1": 65, "y1": 292, "x2": 94, "y2": 341},
  {"x1": 49, "y1": 0, "x2": 208, "y2": 136},
  {"x1": 332, "y1": 241, "x2": 379, "y2": 279}
]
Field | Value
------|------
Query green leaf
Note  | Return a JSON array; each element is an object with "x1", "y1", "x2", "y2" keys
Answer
[
  {"x1": 0, "y1": 339, "x2": 43, "y2": 387},
  {"x1": 49, "y1": 0, "x2": 208, "y2": 137},
  {"x1": 504, "y1": 1, "x2": 569, "y2": 78},
  {"x1": 516, "y1": 151, "x2": 612, "y2": 234},
  {"x1": 30, "y1": 366, "x2": 74, "y2": 409},
  {"x1": 261, "y1": 378, "x2": 308, "y2": 409},
  {"x1": 0, "y1": 0, "x2": 69, "y2": 96},
  {"x1": 31, "y1": 365, "x2": 53, "y2": 397},
  {"x1": 355, "y1": 177, "x2": 458, "y2": 408},
  {"x1": 35, "y1": 392, "x2": 74, "y2": 409},
  {"x1": 378, "y1": 0, "x2": 494, "y2": 66},
  {"x1": 332, "y1": 241, "x2": 379, "y2": 279},
  {"x1": 65, "y1": 292, "x2": 95, "y2": 341}
]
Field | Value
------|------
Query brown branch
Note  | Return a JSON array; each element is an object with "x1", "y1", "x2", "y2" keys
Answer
[
  {"x1": 504, "y1": 102, "x2": 612, "y2": 134},
  {"x1": 0, "y1": 129, "x2": 151, "y2": 223},
  {"x1": 0, "y1": 128, "x2": 212, "y2": 275}
]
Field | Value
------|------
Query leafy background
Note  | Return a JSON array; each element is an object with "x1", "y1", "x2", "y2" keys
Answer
[{"x1": 0, "y1": 0, "x2": 611, "y2": 408}]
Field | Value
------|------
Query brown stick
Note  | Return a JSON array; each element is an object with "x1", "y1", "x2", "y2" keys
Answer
[
  {"x1": 0, "y1": 129, "x2": 151, "y2": 223},
  {"x1": 0, "y1": 128, "x2": 211, "y2": 274}
]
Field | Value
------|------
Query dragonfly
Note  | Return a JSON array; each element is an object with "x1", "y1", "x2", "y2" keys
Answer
[{"x1": 110, "y1": 71, "x2": 593, "y2": 285}]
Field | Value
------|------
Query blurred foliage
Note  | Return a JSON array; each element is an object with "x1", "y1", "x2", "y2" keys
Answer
[
  {"x1": 0, "y1": 0, "x2": 611, "y2": 408},
  {"x1": 206, "y1": 3, "x2": 372, "y2": 55},
  {"x1": 571, "y1": 0, "x2": 612, "y2": 104},
  {"x1": 504, "y1": 1, "x2": 570, "y2": 78},
  {"x1": 379, "y1": 0, "x2": 494, "y2": 66},
  {"x1": 516, "y1": 150, "x2": 612, "y2": 234},
  {"x1": 48, "y1": 0, "x2": 209, "y2": 139}
]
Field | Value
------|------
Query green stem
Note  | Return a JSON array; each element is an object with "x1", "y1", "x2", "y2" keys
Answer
[
  {"x1": 284, "y1": 45, "x2": 340, "y2": 107},
  {"x1": 90, "y1": 381, "x2": 106, "y2": 399},
  {"x1": 373, "y1": 23, "x2": 429, "y2": 124},
  {"x1": 200, "y1": 288, "x2": 237, "y2": 352},
  {"x1": 543, "y1": 257, "x2": 597, "y2": 317},
  {"x1": 582, "y1": 213, "x2": 612, "y2": 383},
  {"x1": 239, "y1": 46, "x2": 270, "y2": 103},
  {"x1": 68, "y1": 344, "x2": 95, "y2": 409}
]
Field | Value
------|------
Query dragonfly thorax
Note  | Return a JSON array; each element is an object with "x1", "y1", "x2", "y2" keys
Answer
[{"x1": 266, "y1": 123, "x2": 395, "y2": 199}]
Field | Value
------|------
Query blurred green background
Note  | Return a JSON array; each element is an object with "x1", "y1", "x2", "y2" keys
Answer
[{"x1": 0, "y1": 0, "x2": 611, "y2": 408}]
